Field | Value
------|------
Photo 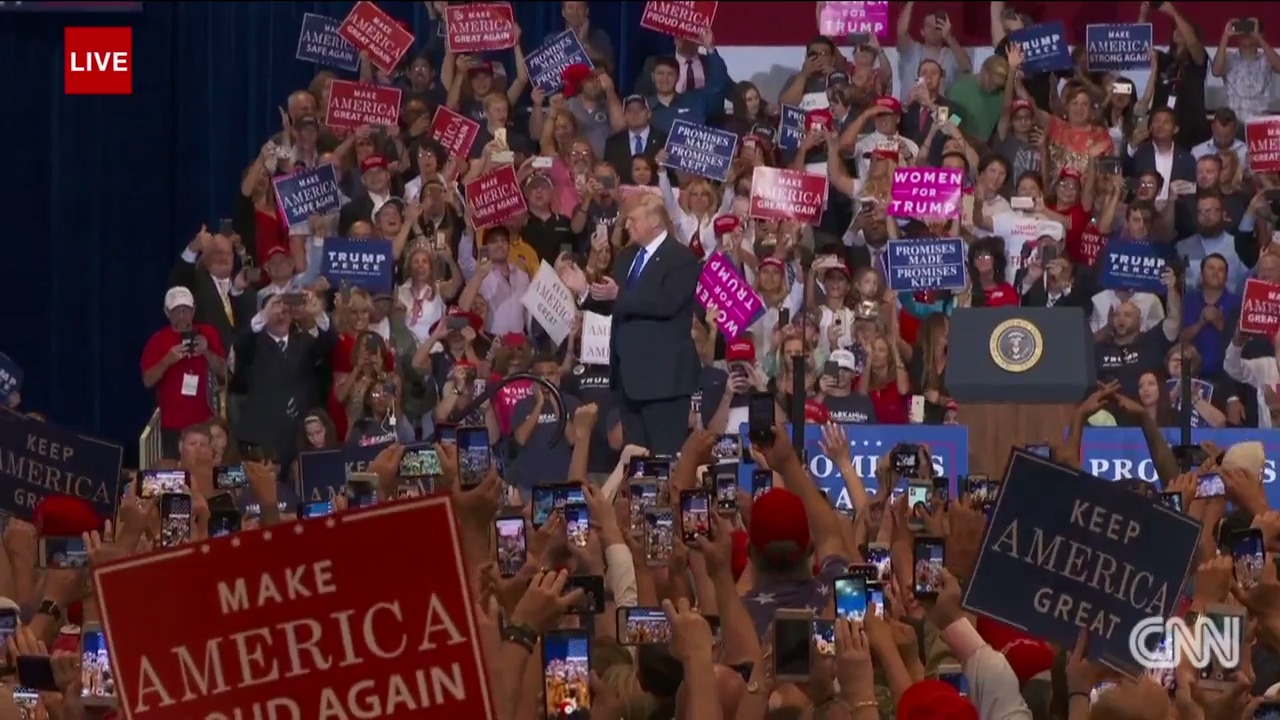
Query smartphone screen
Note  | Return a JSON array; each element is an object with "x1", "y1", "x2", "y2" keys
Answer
[
  {"x1": 680, "y1": 491, "x2": 712, "y2": 544},
  {"x1": 715, "y1": 472, "x2": 738, "y2": 512},
  {"x1": 773, "y1": 616, "x2": 813, "y2": 679},
  {"x1": 41, "y1": 536, "x2": 89, "y2": 569},
  {"x1": 618, "y1": 607, "x2": 671, "y2": 645},
  {"x1": 713, "y1": 434, "x2": 742, "y2": 461},
  {"x1": 813, "y1": 619, "x2": 836, "y2": 657},
  {"x1": 12, "y1": 687, "x2": 36, "y2": 714},
  {"x1": 159, "y1": 493, "x2": 193, "y2": 549},
  {"x1": 80, "y1": 625, "x2": 115, "y2": 705},
  {"x1": 907, "y1": 483, "x2": 930, "y2": 528},
  {"x1": 644, "y1": 509, "x2": 674, "y2": 565},
  {"x1": 209, "y1": 511, "x2": 241, "y2": 538},
  {"x1": 1232, "y1": 530, "x2": 1265, "y2": 589},
  {"x1": 1198, "y1": 609, "x2": 1244, "y2": 682},
  {"x1": 747, "y1": 392, "x2": 775, "y2": 441},
  {"x1": 833, "y1": 574, "x2": 868, "y2": 621},
  {"x1": 1160, "y1": 492, "x2": 1183, "y2": 512},
  {"x1": 0, "y1": 608, "x2": 16, "y2": 670},
  {"x1": 399, "y1": 445, "x2": 442, "y2": 479},
  {"x1": 965, "y1": 474, "x2": 996, "y2": 505},
  {"x1": 628, "y1": 480, "x2": 658, "y2": 534},
  {"x1": 751, "y1": 469, "x2": 772, "y2": 499},
  {"x1": 214, "y1": 464, "x2": 247, "y2": 490},
  {"x1": 457, "y1": 426, "x2": 491, "y2": 487},
  {"x1": 913, "y1": 537, "x2": 945, "y2": 598},
  {"x1": 564, "y1": 575, "x2": 605, "y2": 615},
  {"x1": 494, "y1": 516, "x2": 527, "y2": 578},
  {"x1": 1196, "y1": 473, "x2": 1225, "y2": 498},
  {"x1": 140, "y1": 469, "x2": 188, "y2": 498},
  {"x1": 866, "y1": 544, "x2": 892, "y2": 583},
  {"x1": 346, "y1": 479, "x2": 377, "y2": 509},
  {"x1": 542, "y1": 630, "x2": 592, "y2": 718},
  {"x1": 866, "y1": 582, "x2": 886, "y2": 618},
  {"x1": 565, "y1": 504, "x2": 590, "y2": 549},
  {"x1": 893, "y1": 444, "x2": 920, "y2": 477},
  {"x1": 532, "y1": 484, "x2": 585, "y2": 529},
  {"x1": 297, "y1": 500, "x2": 334, "y2": 519}
]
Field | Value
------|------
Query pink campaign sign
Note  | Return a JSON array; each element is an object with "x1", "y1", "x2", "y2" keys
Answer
[
  {"x1": 819, "y1": 1, "x2": 889, "y2": 38},
  {"x1": 695, "y1": 253, "x2": 765, "y2": 341},
  {"x1": 886, "y1": 167, "x2": 963, "y2": 220}
]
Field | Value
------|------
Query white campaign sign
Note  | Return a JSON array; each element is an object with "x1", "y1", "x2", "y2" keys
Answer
[
  {"x1": 1129, "y1": 615, "x2": 1242, "y2": 670},
  {"x1": 521, "y1": 261, "x2": 577, "y2": 346},
  {"x1": 580, "y1": 311, "x2": 611, "y2": 365}
]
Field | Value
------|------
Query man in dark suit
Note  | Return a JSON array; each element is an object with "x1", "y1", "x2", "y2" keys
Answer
[
  {"x1": 603, "y1": 96, "x2": 666, "y2": 185},
  {"x1": 577, "y1": 194, "x2": 700, "y2": 454},
  {"x1": 1018, "y1": 255, "x2": 1093, "y2": 310},
  {"x1": 1122, "y1": 107, "x2": 1196, "y2": 189},
  {"x1": 169, "y1": 230, "x2": 257, "y2": 352},
  {"x1": 232, "y1": 294, "x2": 336, "y2": 474},
  {"x1": 338, "y1": 155, "x2": 398, "y2": 235}
]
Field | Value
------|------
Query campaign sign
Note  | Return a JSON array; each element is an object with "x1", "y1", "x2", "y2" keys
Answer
[
  {"x1": 580, "y1": 312, "x2": 611, "y2": 365},
  {"x1": 93, "y1": 496, "x2": 496, "y2": 720},
  {"x1": 1241, "y1": 278, "x2": 1280, "y2": 337},
  {"x1": 735, "y1": 423, "x2": 968, "y2": 508},
  {"x1": 296, "y1": 443, "x2": 389, "y2": 501},
  {"x1": 320, "y1": 237, "x2": 395, "y2": 293},
  {"x1": 640, "y1": 1, "x2": 718, "y2": 41},
  {"x1": 0, "y1": 353, "x2": 22, "y2": 396},
  {"x1": 886, "y1": 237, "x2": 966, "y2": 292},
  {"x1": 1085, "y1": 24, "x2": 1152, "y2": 72},
  {"x1": 1246, "y1": 117, "x2": 1280, "y2": 174},
  {"x1": 522, "y1": 261, "x2": 577, "y2": 346},
  {"x1": 696, "y1": 253, "x2": 765, "y2": 341},
  {"x1": 272, "y1": 164, "x2": 342, "y2": 233},
  {"x1": 525, "y1": 30, "x2": 593, "y2": 95},
  {"x1": 445, "y1": 3, "x2": 516, "y2": 54},
  {"x1": 1081, "y1": 427, "x2": 1280, "y2": 502},
  {"x1": 428, "y1": 106, "x2": 481, "y2": 159},
  {"x1": 326, "y1": 80, "x2": 402, "y2": 130},
  {"x1": 338, "y1": 0, "x2": 414, "y2": 74},
  {"x1": 0, "y1": 415, "x2": 122, "y2": 521},
  {"x1": 661, "y1": 120, "x2": 738, "y2": 183},
  {"x1": 749, "y1": 167, "x2": 828, "y2": 224},
  {"x1": 1098, "y1": 241, "x2": 1165, "y2": 293},
  {"x1": 819, "y1": 1, "x2": 889, "y2": 38},
  {"x1": 963, "y1": 449, "x2": 1200, "y2": 675},
  {"x1": 887, "y1": 167, "x2": 963, "y2": 219},
  {"x1": 465, "y1": 165, "x2": 526, "y2": 229},
  {"x1": 1166, "y1": 379, "x2": 1214, "y2": 429},
  {"x1": 778, "y1": 105, "x2": 805, "y2": 152},
  {"x1": 295, "y1": 13, "x2": 359, "y2": 72},
  {"x1": 1010, "y1": 21, "x2": 1072, "y2": 74}
]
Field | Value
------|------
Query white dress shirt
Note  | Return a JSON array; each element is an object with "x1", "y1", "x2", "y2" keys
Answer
[
  {"x1": 674, "y1": 53, "x2": 706, "y2": 94},
  {"x1": 629, "y1": 129, "x2": 650, "y2": 156},
  {"x1": 479, "y1": 263, "x2": 531, "y2": 335}
]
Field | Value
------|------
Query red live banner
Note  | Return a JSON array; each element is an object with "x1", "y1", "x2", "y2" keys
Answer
[
  {"x1": 465, "y1": 165, "x2": 526, "y2": 228},
  {"x1": 1246, "y1": 116, "x2": 1280, "y2": 174},
  {"x1": 640, "y1": 1, "x2": 718, "y2": 40},
  {"x1": 445, "y1": 3, "x2": 517, "y2": 54},
  {"x1": 339, "y1": 1, "x2": 414, "y2": 74},
  {"x1": 93, "y1": 497, "x2": 496, "y2": 720},
  {"x1": 748, "y1": 167, "x2": 828, "y2": 225},
  {"x1": 1241, "y1": 278, "x2": 1280, "y2": 337}
]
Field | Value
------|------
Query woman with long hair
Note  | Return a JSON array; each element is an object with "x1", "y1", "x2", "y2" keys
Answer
[
  {"x1": 725, "y1": 80, "x2": 773, "y2": 137},
  {"x1": 1133, "y1": 370, "x2": 1177, "y2": 427},
  {"x1": 296, "y1": 410, "x2": 339, "y2": 452},
  {"x1": 329, "y1": 297, "x2": 396, "y2": 440},
  {"x1": 858, "y1": 333, "x2": 910, "y2": 424},
  {"x1": 655, "y1": 155, "x2": 729, "y2": 259},
  {"x1": 958, "y1": 238, "x2": 1020, "y2": 308},
  {"x1": 907, "y1": 313, "x2": 951, "y2": 424},
  {"x1": 346, "y1": 375, "x2": 415, "y2": 446}
]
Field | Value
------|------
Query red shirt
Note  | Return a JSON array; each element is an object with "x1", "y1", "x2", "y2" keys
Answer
[
  {"x1": 1051, "y1": 201, "x2": 1091, "y2": 266},
  {"x1": 868, "y1": 380, "x2": 909, "y2": 424},
  {"x1": 982, "y1": 282, "x2": 1021, "y2": 307},
  {"x1": 1074, "y1": 221, "x2": 1107, "y2": 269},
  {"x1": 327, "y1": 333, "x2": 396, "y2": 441},
  {"x1": 253, "y1": 208, "x2": 289, "y2": 268},
  {"x1": 491, "y1": 375, "x2": 533, "y2": 435},
  {"x1": 140, "y1": 324, "x2": 225, "y2": 430}
]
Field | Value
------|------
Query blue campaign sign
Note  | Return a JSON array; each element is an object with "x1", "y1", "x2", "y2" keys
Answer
[
  {"x1": 736, "y1": 423, "x2": 969, "y2": 508},
  {"x1": 525, "y1": 30, "x2": 593, "y2": 95},
  {"x1": 778, "y1": 105, "x2": 805, "y2": 152},
  {"x1": 662, "y1": 120, "x2": 738, "y2": 183},
  {"x1": 273, "y1": 164, "x2": 342, "y2": 232},
  {"x1": 296, "y1": 13, "x2": 360, "y2": 72},
  {"x1": 0, "y1": 415, "x2": 123, "y2": 520},
  {"x1": 320, "y1": 237, "x2": 395, "y2": 294},
  {"x1": 886, "y1": 237, "x2": 967, "y2": 292},
  {"x1": 1011, "y1": 21, "x2": 1072, "y2": 74},
  {"x1": 1082, "y1": 427, "x2": 1280, "y2": 503},
  {"x1": 0, "y1": 353, "x2": 23, "y2": 396},
  {"x1": 1098, "y1": 241, "x2": 1166, "y2": 293},
  {"x1": 963, "y1": 449, "x2": 1200, "y2": 676},
  {"x1": 1086, "y1": 24, "x2": 1153, "y2": 72},
  {"x1": 297, "y1": 443, "x2": 389, "y2": 501}
]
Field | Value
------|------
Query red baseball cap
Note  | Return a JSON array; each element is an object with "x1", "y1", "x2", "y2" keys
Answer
[
  {"x1": 360, "y1": 155, "x2": 388, "y2": 173},
  {"x1": 874, "y1": 96, "x2": 903, "y2": 114},
  {"x1": 748, "y1": 488, "x2": 812, "y2": 565},
  {"x1": 725, "y1": 340, "x2": 755, "y2": 363},
  {"x1": 897, "y1": 679, "x2": 980, "y2": 720}
]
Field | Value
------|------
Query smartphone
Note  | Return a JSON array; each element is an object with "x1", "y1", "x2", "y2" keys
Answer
[
  {"x1": 866, "y1": 582, "x2": 887, "y2": 618},
  {"x1": 823, "y1": 360, "x2": 841, "y2": 377},
  {"x1": 618, "y1": 606, "x2": 671, "y2": 645},
  {"x1": 1025, "y1": 443, "x2": 1052, "y2": 458},
  {"x1": 813, "y1": 619, "x2": 836, "y2": 657},
  {"x1": 938, "y1": 662, "x2": 969, "y2": 697},
  {"x1": 282, "y1": 292, "x2": 306, "y2": 308},
  {"x1": 1113, "y1": 81, "x2": 1134, "y2": 95},
  {"x1": 626, "y1": 457, "x2": 671, "y2": 481},
  {"x1": 680, "y1": 490, "x2": 712, "y2": 545},
  {"x1": 715, "y1": 470, "x2": 738, "y2": 513},
  {"x1": 1096, "y1": 156, "x2": 1121, "y2": 175},
  {"x1": 867, "y1": 542, "x2": 892, "y2": 583},
  {"x1": 209, "y1": 511, "x2": 241, "y2": 538},
  {"x1": 297, "y1": 500, "x2": 334, "y2": 519},
  {"x1": 773, "y1": 609, "x2": 815, "y2": 682},
  {"x1": 532, "y1": 484, "x2": 586, "y2": 529},
  {"x1": 39, "y1": 536, "x2": 89, "y2": 569},
  {"x1": 848, "y1": 32, "x2": 871, "y2": 45},
  {"x1": 139, "y1": 469, "x2": 189, "y2": 498},
  {"x1": 1197, "y1": 604, "x2": 1246, "y2": 689},
  {"x1": 80, "y1": 622, "x2": 116, "y2": 706},
  {"x1": 218, "y1": 218, "x2": 234, "y2": 236},
  {"x1": 600, "y1": 175, "x2": 617, "y2": 190},
  {"x1": 244, "y1": 266, "x2": 263, "y2": 284},
  {"x1": 833, "y1": 574, "x2": 868, "y2": 621},
  {"x1": 1252, "y1": 701, "x2": 1280, "y2": 720},
  {"x1": 713, "y1": 434, "x2": 742, "y2": 461},
  {"x1": 935, "y1": 106, "x2": 951, "y2": 124},
  {"x1": 531, "y1": 155, "x2": 554, "y2": 169},
  {"x1": 1196, "y1": 473, "x2": 1225, "y2": 499},
  {"x1": 907, "y1": 481, "x2": 931, "y2": 531},
  {"x1": 455, "y1": 426, "x2": 491, "y2": 488},
  {"x1": 16, "y1": 656, "x2": 58, "y2": 692},
  {"x1": 931, "y1": 476, "x2": 950, "y2": 505},
  {"x1": 542, "y1": 629, "x2": 591, "y2": 717},
  {"x1": 1232, "y1": 18, "x2": 1257, "y2": 35},
  {"x1": 964, "y1": 474, "x2": 994, "y2": 505},
  {"x1": 913, "y1": 536, "x2": 946, "y2": 599},
  {"x1": 778, "y1": 307, "x2": 791, "y2": 327},
  {"x1": 399, "y1": 444, "x2": 442, "y2": 479},
  {"x1": 751, "y1": 469, "x2": 772, "y2": 499},
  {"x1": 644, "y1": 508, "x2": 674, "y2": 566},
  {"x1": 495, "y1": 516, "x2": 527, "y2": 579},
  {"x1": 1011, "y1": 196, "x2": 1035, "y2": 211},
  {"x1": 345, "y1": 477, "x2": 378, "y2": 509},
  {"x1": 628, "y1": 479, "x2": 659, "y2": 534},
  {"x1": 893, "y1": 444, "x2": 921, "y2": 478},
  {"x1": 747, "y1": 391, "x2": 776, "y2": 445},
  {"x1": 564, "y1": 574, "x2": 605, "y2": 615},
  {"x1": 0, "y1": 608, "x2": 16, "y2": 672},
  {"x1": 214, "y1": 464, "x2": 247, "y2": 491},
  {"x1": 12, "y1": 686, "x2": 37, "y2": 716},
  {"x1": 565, "y1": 503, "x2": 591, "y2": 549},
  {"x1": 1160, "y1": 492, "x2": 1184, "y2": 512},
  {"x1": 1231, "y1": 529, "x2": 1265, "y2": 590},
  {"x1": 159, "y1": 493, "x2": 193, "y2": 549}
]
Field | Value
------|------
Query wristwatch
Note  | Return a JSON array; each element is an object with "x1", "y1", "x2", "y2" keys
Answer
[
  {"x1": 501, "y1": 623, "x2": 538, "y2": 653},
  {"x1": 37, "y1": 599, "x2": 62, "y2": 622}
]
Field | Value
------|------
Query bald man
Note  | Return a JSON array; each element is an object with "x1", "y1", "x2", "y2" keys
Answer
[
  {"x1": 172, "y1": 228, "x2": 258, "y2": 352},
  {"x1": 270, "y1": 89, "x2": 340, "y2": 153},
  {"x1": 1095, "y1": 300, "x2": 1166, "y2": 397}
]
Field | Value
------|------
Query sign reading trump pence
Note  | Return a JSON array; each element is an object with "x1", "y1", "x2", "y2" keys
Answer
[
  {"x1": 93, "y1": 497, "x2": 496, "y2": 720},
  {"x1": 962, "y1": 450, "x2": 1200, "y2": 675},
  {"x1": 748, "y1": 167, "x2": 827, "y2": 225}
]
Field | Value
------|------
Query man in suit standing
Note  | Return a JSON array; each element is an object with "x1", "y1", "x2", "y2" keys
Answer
[
  {"x1": 574, "y1": 195, "x2": 700, "y2": 454},
  {"x1": 170, "y1": 228, "x2": 258, "y2": 353},
  {"x1": 1122, "y1": 108, "x2": 1196, "y2": 199},
  {"x1": 603, "y1": 96, "x2": 666, "y2": 185}
]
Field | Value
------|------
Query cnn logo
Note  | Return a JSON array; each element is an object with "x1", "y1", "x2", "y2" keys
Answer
[{"x1": 1129, "y1": 614, "x2": 1242, "y2": 671}]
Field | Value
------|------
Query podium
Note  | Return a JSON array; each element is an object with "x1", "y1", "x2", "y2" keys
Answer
[{"x1": 945, "y1": 307, "x2": 1096, "y2": 476}]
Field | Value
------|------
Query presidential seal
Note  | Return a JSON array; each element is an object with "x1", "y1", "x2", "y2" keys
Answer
[{"x1": 989, "y1": 319, "x2": 1043, "y2": 372}]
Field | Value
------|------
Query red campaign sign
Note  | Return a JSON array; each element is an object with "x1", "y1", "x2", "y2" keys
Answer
[
  {"x1": 1246, "y1": 117, "x2": 1280, "y2": 174},
  {"x1": 428, "y1": 106, "x2": 481, "y2": 160},
  {"x1": 748, "y1": 167, "x2": 828, "y2": 225},
  {"x1": 1241, "y1": 278, "x2": 1280, "y2": 337},
  {"x1": 338, "y1": 0, "x2": 414, "y2": 74},
  {"x1": 326, "y1": 79, "x2": 402, "y2": 131},
  {"x1": 93, "y1": 497, "x2": 495, "y2": 720},
  {"x1": 445, "y1": 3, "x2": 517, "y2": 54},
  {"x1": 640, "y1": 1, "x2": 718, "y2": 41},
  {"x1": 465, "y1": 165, "x2": 526, "y2": 229}
]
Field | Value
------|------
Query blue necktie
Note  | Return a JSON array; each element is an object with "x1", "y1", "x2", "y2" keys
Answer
[
  {"x1": 632, "y1": 134, "x2": 644, "y2": 156},
  {"x1": 626, "y1": 248, "x2": 648, "y2": 288}
]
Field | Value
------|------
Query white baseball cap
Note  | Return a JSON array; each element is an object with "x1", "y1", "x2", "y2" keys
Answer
[{"x1": 164, "y1": 286, "x2": 195, "y2": 311}]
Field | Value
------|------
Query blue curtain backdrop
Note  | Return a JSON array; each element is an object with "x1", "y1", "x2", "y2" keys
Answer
[{"x1": 0, "y1": 1, "x2": 667, "y2": 458}]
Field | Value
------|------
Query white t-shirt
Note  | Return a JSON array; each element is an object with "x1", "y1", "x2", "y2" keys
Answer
[{"x1": 991, "y1": 212, "x2": 1066, "y2": 284}]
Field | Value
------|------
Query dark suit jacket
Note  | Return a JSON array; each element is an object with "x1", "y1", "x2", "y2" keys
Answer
[
  {"x1": 604, "y1": 127, "x2": 667, "y2": 185},
  {"x1": 168, "y1": 257, "x2": 258, "y2": 353},
  {"x1": 232, "y1": 323, "x2": 335, "y2": 464},
  {"x1": 899, "y1": 98, "x2": 957, "y2": 167},
  {"x1": 585, "y1": 236, "x2": 701, "y2": 402},
  {"x1": 338, "y1": 194, "x2": 376, "y2": 235},
  {"x1": 632, "y1": 54, "x2": 729, "y2": 99},
  {"x1": 1122, "y1": 141, "x2": 1196, "y2": 188},
  {"x1": 1017, "y1": 266, "x2": 1095, "y2": 309}
]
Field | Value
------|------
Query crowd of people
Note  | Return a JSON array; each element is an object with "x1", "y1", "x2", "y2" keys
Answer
[{"x1": 5, "y1": 0, "x2": 1280, "y2": 718}]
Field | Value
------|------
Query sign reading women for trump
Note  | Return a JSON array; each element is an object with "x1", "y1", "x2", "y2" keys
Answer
[
  {"x1": 661, "y1": 120, "x2": 737, "y2": 183},
  {"x1": 525, "y1": 30, "x2": 593, "y2": 95},
  {"x1": 696, "y1": 253, "x2": 764, "y2": 341},
  {"x1": 320, "y1": 238, "x2": 394, "y2": 293},
  {"x1": 749, "y1": 167, "x2": 828, "y2": 224},
  {"x1": 1010, "y1": 21, "x2": 1072, "y2": 74},
  {"x1": 1085, "y1": 24, "x2": 1152, "y2": 71},
  {"x1": 963, "y1": 450, "x2": 1200, "y2": 675},
  {"x1": 886, "y1": 238, "x2": 966, "y2": 292},
  {"x1": 465, "y1": 165, "x2": 526, "y2": 228},
  {"x1": 640, "y1": 1, "x2": 718, "y2": 40},
  {"x1": 0, "y1": 414, "x2": 123, "y2": 520},
  {"x1": 1098, "y1": 241, "x2": 1166, "y2": 293},
  {"x1": 326, "y1": 80, "x2": 401, "y2": 130},
  {"x1": 295, "y1": 14, "x2": 359, "y2": 72},
  {"x1": 819, "y1": 1, "x2": 889, "y2": 38},
  {"x1": 1246, "y1": 117, "x2": 1280, "y2": 173},
  {"x1": 273, "y1": 165, "x2": 341, "y2": 233},
  {"x1": 887, "y1": 168, "x2": 962, "y2": 220},
  {"x1": 1240, "y1": 278, "x2": 1280, "y2": 336}
]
